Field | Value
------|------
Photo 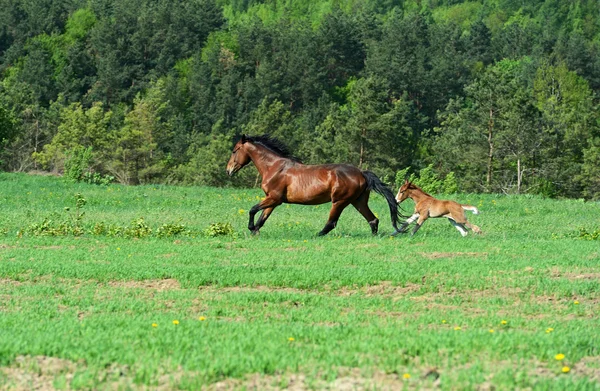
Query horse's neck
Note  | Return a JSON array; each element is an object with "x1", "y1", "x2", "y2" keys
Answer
[
  {"x1": 247, "y1": 144, "x2": 285, "y2": 175},
  {"x1": 409, "y1": 189, "x2": 431, "y2": 204}
]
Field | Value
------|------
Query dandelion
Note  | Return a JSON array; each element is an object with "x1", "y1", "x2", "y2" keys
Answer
[
  {"x1": 489, "y1": 329, "x2": 495, "y2": 333},
  {"x1": 555, "y1": 353, "x2": 565, "y2": 361},
  {"x1": 238, "y1": 209, "x2": 245, "y2": 215},
  {"x1": 152, "y1": 323, "x2": 157, "y2": 328},
  {"x1": 574, "y1": 300, "x2": 580, "y2": 305},
  {"x1": 546, "y1": 328, "x2": 554, "y2": 333},
  {"x1": 454, "y1": 326, "x2": 461, "y2": 331},
  {"x1": 173, "y1": 320, "x2": 179, "y2": 325},
  {"x1": 199, "y1": 316, "x2": 206, "y2": 321},
  {"x1": 402, "y1": 373, "x2": 411, "y2": 379},
  {"x1": 117, "y1": 247, "x2": 121, "y2": 251},
  {"x1": 442, "y1": 320, "x2": 447, "y2": 324},
  {"x1": 303, "y1": 240, "x2": 307, "y2": 243},
  {"x1": 501, "y1": 320, "x2": 508, "y2": 325},
  {"x1": 288, "y1": 337, "x2": 295, "y2": 342},
  {"x1": 562, "y1": 366, "x2": 570, "y2": 373}
]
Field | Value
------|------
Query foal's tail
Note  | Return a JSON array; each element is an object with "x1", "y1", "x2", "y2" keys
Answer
[
  {"x1": 362, "y1": 171, "x2": 405, "y2": 232},
  {"x1": 461, "y1": 205, "x2": 480, "y2": 215}
]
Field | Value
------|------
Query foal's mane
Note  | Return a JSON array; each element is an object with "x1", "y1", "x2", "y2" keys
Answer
[
  {"x1": 246, "y1": 134, "x2": 302, "y2": 163},
  {"x1": 408, "y1": 182, "x2": 433, "y2": 198}
]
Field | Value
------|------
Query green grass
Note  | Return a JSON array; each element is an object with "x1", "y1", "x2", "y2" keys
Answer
[{"x1": 0, "y1": 173, "x2": 599, "y2": 390}]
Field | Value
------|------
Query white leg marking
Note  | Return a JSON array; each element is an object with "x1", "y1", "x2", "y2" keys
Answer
[
  {"x1": 406, "y1": 214, "x2": 419, "y2": 224},
  {"x1": 449, "y1": 218, "x2": 468, "y2": 237}
]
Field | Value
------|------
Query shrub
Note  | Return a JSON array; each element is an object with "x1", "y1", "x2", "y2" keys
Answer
[{"x1": 204, "y1": 222, "x2": 234, "y2": 237}]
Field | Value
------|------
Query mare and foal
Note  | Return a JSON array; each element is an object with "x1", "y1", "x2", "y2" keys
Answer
[{"x1": 227, "y1": 134, "x2": 480, "y2": 237}]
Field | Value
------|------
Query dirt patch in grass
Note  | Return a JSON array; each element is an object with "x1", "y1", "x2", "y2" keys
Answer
[
  {"x1": 420, "y1": 252, "x2": 487, "y2": 260},
  {"x1": 0, "y1": 278, "x2": 22, "y2": 286},
  {"x1": 208, "y1": 368, "x2": 413, "y2": 391},
  {"x1": 107, "y1": 278, "x2": 181, "y2": 291},
  {"x1": 0, "y1": 355, "x2": 78, "y2": 391},
  {"x1": 559, "y1": 272, "x2": 600, "y2": 281},
  {"x1": 200, "y1": 285, "x2": 306, "y2": 294},
  {"x1": 338, "y1": 281, "x2": 422, "y2": 297}
]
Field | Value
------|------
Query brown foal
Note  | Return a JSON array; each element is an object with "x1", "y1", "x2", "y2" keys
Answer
[
  {"x1": 226, "y1": 134, "x2": 403, "y2": 236},
  {"x1": 394, "y1": 180, "x2": 481, "y2": 237}
]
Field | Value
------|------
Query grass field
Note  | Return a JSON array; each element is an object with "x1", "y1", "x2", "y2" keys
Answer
[{"x1": 0, "y1": 172, "x2": 599, "y2": 390}]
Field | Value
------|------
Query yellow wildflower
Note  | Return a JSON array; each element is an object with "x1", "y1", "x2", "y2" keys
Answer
[
  {"x1": 172, "y1": 320, "x2": 179, "y2": 325},
  {"x1": 546, "y1": 328, "x2": 554, "y2": 333},
  {"x1": 199, "y1": 316, "x2": 206, "y2": 321},
  {"x1": 454, "y1": 326, "x2": 461, "y2": 331},
  {"x1": 562, "y1": 366, "x2": 570, "y2": 373},
  {"x1": 288, "y1": 337, "x2": 295, "y2": 342},
  {"x1": 489, "y1": 329, "x2": 495, "y2": 333},
  {"x1": 555, "y1": 353, "x2": 565, "y2": 361},
  {"x1": 402, "y1": 373, "x2": 410, "y2": 379},
  {"x1": 574, "y1": 300, "x2": 580, "y2": 305},
  {"x1": 442, "y1": 320, "x2": 447, "y2": 324},
  {"x1": 152, "y1": 323, "x2": 157, "y2": 328},
  {"x1": 501, "y1": 320, "x2": 508, "y2": 325}
]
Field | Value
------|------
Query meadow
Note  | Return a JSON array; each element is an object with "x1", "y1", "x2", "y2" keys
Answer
[{"x1": 0, "y1": 172, "x2": 599, "y2": 390}]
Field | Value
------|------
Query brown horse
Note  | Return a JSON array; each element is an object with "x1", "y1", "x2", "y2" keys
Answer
[
  {"x1": 394, "y1": 180, "x2": 481, "y2": 237},
  {"x1": 226, "y1": 134, "x2": 402, "y2": 236}
]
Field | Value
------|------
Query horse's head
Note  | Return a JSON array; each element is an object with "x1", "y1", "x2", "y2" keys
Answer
[
  {"x1": 226, "y1": 134, "x2": 252, "y2": 176},
  {"x1": 395, "y1": 180, "x2": 411, "y2": 203}
]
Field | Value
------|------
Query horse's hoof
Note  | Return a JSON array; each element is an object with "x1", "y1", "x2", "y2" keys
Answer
[{"x1": 251, "y1": 229, "x2": 260, "y2": 236}]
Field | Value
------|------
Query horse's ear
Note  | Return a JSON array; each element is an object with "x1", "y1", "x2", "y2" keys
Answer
[{"x1": 241, "y1": 134, "x2": 247, "y2": 143}]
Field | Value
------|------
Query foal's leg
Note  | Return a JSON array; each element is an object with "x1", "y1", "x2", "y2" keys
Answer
[
  {"x1": 448, "y1": 218, "x2": 468, "y2": 237},
  {"x1": 351, "y1": 192, "x2": 379, "y2": 235},
  {"x1": 318, "y1": 200, "x2": 350, "y2": 236},
  {"x1": 411, "y1": 213, "x2": 429, "y2": 237},
  {"x1": 396, "y1": 212, "x2": 419, "y2": 234},
  {"x1": 465, "y1": 221, "x2": 482, "y2": 234}
]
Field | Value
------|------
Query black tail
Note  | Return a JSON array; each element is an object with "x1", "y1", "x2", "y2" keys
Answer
[{"x1": 362, "y1": 171, "x2": 405, "y2": 232}]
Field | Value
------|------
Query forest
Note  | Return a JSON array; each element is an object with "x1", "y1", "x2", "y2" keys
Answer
[{"x1": 1, "y1": 0, "x2": 599, "y2": 198}]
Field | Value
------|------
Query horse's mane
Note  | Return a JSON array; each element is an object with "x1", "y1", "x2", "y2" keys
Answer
[{"x1": 246, "y1": 134, "x2": 302, "y2": 163}]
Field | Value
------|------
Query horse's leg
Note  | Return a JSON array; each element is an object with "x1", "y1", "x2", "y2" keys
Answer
[
  {"x1": 351, "y1": 192, "x2": 379, "y2": 235},
  {"x1": 248, "y1": 196, "x2": 281, "y2": 234},
  {"x1": 252, "y1": 206, "x2": 276, "y2": 234},
  {"x1": 411, "y1": 213, "x2": 429, "y2": 237},
  {"x1": 318, "y1": 200, "x2": 350, "y2": 236},
  {"x1": 448, "y1": 218, "x2": 468, "y2": 237}
]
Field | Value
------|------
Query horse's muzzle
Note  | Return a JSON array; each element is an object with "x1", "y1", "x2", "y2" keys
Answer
[{"x1": 226, "y1": 165, "x2": 238, "y2": 177}]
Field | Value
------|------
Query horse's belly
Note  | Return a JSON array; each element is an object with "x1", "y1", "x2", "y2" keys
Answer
[{"x1": 285, "y1": 183, "x2": 331, "y2": 205}]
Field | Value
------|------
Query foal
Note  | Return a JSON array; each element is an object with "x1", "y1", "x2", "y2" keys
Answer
[{"x1": 394, "y1": 180, "x2": 481, "y2": 237}]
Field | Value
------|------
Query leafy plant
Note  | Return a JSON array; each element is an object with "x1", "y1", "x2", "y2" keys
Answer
[
  {"x1": 204, "y1": 222, "x2": 234, "y2": 237},
  {"x1": 156, "y1": 222, "x2": 188, "y2": 238},
  {"x1": 124, "y1": 217, "x2": 153, "y2": 238}
]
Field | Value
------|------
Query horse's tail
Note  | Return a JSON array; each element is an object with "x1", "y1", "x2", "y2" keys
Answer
[
  {"x1": 362, "y1": 170, "x2": 404, "y2": 232},
  {"x1": 461, "y1": 205, "x2": 480, "y2": 215}
]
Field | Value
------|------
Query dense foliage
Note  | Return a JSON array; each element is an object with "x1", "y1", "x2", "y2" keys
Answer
[{"x1": 1, "y1": 0, "x2": 600, "y2": 198}]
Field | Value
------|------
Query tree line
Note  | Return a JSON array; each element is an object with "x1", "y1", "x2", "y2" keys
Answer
[{"x1": 1, "y1": 0, "x2": 599, "y2": 198}]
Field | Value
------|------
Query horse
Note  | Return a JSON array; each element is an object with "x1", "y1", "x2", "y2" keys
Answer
[
  {"x1": 226, "y1": 134, "x2": 403, "y2": 236},
  {"x1": 394, "y1": 180, "x2": 481, "y2": 237}
]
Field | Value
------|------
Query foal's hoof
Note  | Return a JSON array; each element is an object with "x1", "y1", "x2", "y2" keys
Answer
[{"x1": 251, "y1": 229, "x2": 260, "y2": 236}]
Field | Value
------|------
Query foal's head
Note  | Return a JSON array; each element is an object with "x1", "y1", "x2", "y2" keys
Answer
[
  {"x1": 395, "y1": 180, "x2": 414, "y2": 203},
  {"x1": 226, "y1": 134, "x2": 252, "y2": 177}
]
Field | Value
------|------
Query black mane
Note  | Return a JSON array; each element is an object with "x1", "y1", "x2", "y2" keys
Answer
[{"x1": 246, "y1": 134, "x2": 302, "y2": 162}]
